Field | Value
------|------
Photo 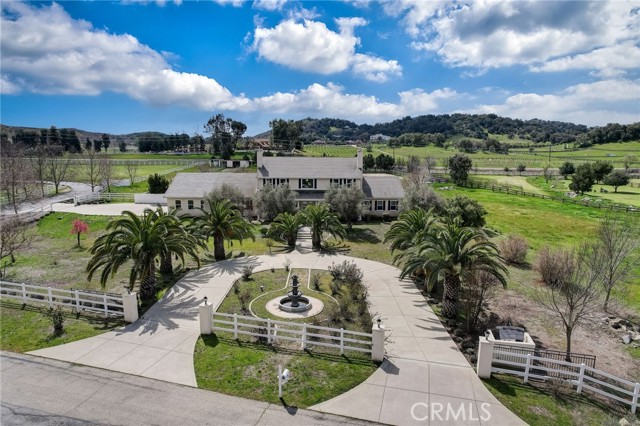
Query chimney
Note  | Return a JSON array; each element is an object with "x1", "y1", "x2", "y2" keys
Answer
[
  {"x1": 356, "y1": 148, "x2": 363, "y2": 171},
  {"x1": 256, "y1": 149, "x2": 263, "y2": 168}
]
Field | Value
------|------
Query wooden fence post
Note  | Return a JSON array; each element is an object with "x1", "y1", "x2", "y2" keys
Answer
[
  {"x1": 75, "y1": 290, "x2": 80, "y2": 312},
  {"x1": 524, "y1": 354, "x2": 531, "y2": 383},
  {"x1": 576, "y1": 363, "x2": 586, "y2": 394},
  {"x1": 267, "y1": 318, "x2": 272, "y2": 344},
  {"x1": 632, "y1": 382, "x2": 639, "y2": 414},
  {"x1": 301, "y1": 323, "x2": 307, "y2": 350},
  {"x1": 21, "y1": 283, "x2": 27, "y2": 304},
  {"x1": 233, "y1": 314, "x2": 238, "y2": 339},
  {"x1": 340, "y1": 328, "x2": 344, "y2": 355},
  {"x1": 102, "y1": 294, "x2": 108, "y2": 317},
  {"x1": 47, "y1": 287, "x2": 53, "y2": 308}
]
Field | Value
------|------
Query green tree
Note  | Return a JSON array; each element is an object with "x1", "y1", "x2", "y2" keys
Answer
[
  {"x1": 446, "y1": 196, "x2": 487, "y2": 228},
  {"x1": 569, "y1": 163, "x2": 595, "y2": 195},
  {"x1": 301, "y1": 204, "x2": 346, "y2": 250},
  {"x1": 399, "y1": 184, "x2": 446, "y2": 213},
  {"x1": 363, "y1": 154, "x2": 375, "y2": 170},
  {"x1": 198, "y1": 198, "x2": 255, "y2": 261},
  {"x1": 602, "y1": 170, "x2": 630, "y2": 193},
  {"x1": 375, "y1": 153, "x2": 395, "y2": 171},
  {"x1": 270, "y1": 119, "x2": 302, "y2": 151},
  {"x1": 268, "y1": 212, "x2": 302, "y2": 248},
  {"x1": 148, "y1": 174, "x2": 170, "y2": 194},
  {"x1": 559, "y1": 161, "x2": 575, "y2": 179},
  {"x1": 87, "y1": 209, "x2": 200, "y2": 301},
  {"x1": 448, "y1": 154, "x2": 472, "y2": 185},
  {"x1": 591, "y1": 160, "x2": 613, "y2": 183},
  {"x1": 324, "y1": 185, "x2": 365, "y2": 229},
  {"x1": 151, "y1": 207, "x2": 203, "y2": 275},
  {"x1": 384, "y1": 208, "x2": 436, "y2": 254},
  {"x1": 396, "y1": 218, "x2": 507, "y2": 318},
  {"x1": 623, "y1": 154, "x2": 637, "y2": 171},
  {"x1": 101, "y1": 134, "x2": 111, "y2": 152},
  {"x1": 254, "y1": 184, "x2": 296, "y2": 221}
]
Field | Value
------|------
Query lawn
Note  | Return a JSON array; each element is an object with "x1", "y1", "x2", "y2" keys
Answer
[
  {"x1": 0, "y1": 300, "x2": 124, "y2": 353},
  {"x1": 194, "y1": 333, "x2": 377, "y2": 408},
  {"x1": 300, "y1": 145, "x2": 358, "y2": 157},
  {"x1": 483, "y1": 374, "x2": 627, "y2": 426},
  {"x1": 525, "y1": 176, "x2": 640, "y2": 207}
]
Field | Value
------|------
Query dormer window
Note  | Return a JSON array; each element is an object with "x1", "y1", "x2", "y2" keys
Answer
[{"x1": 300, "y1": 178, "x2": 317, "y2": 189}]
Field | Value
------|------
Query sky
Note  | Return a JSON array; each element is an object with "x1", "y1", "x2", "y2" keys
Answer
[{"x1": 1, "y1": 0, "x2": 639, "y2": 136}]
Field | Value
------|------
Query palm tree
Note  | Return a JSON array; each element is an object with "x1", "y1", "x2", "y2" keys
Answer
[
  {"x1": 396, "y1": 218, "x2": 507, "y2": 319},
  {"x1": 384, "y1": 208, "x2": 436, "y2": 254},
  {"x1": 87, "y1": 209, "x2": 201, "y2": 301},
  {"x1": 301, "y1": 204, "x2": 346, "y2": 250},
  {"x1": 152, "y1": 207, "x2": 202, "y2": 275},
  {"x1": 198, "y1": 198, "x2": 255, "y2": 261},
  {"x1": 268, "y1": 212, "x2": 302, "y2": 248}
]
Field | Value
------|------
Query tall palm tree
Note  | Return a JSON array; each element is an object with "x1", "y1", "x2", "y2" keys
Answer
[
  {"x1": 152, "y1": 207, "x2": 202, "y2": 275},
  {"x1": 384, "y1": 208, "x2": 436, "y2": 254},
  {"x1": 396, "y1": 218, "x2": 507, "y2": 319},
  {"x1": 198, "y1": 198, "x2": 255, "y2": 261},
  {"x1": 87, "y1": 209, "x2": 201, "y2": 301},
  {"x1": 301, "y1": 204, "x2": 346, "y2": 250},
  {"x1": 268, "y1": 212, "x2": 302, "y2": 248}
]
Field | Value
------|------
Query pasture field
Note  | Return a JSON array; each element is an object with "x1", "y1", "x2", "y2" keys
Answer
[{"x1": 301, "y1": 145, "x2": 358, "y2": 157}]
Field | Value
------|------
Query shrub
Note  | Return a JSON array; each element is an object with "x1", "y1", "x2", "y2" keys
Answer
[
  {"x1": 241, "y1": 265, "x2": 254, "y2": 280},
  {"x1": 328, "y1": 260, "x2": 363, "y2": 286},
  {"x1": 147, "y1": 174, "x2": 170, "y2": 194},
  {"x1": 534, "y1": 246, "x2": 575, "y2": 288},
  {"x1": 48, "y1": 307, "x2": 65, "y2": 337},
  {"x1": 446, "y1": 196, "x2": 487, "y2": 228},
  {"x1": 498, "y1": 235, "x2": 529, "y2": 265},
  {"x1": 237, "y1": 288, "x2": 252, "y2": 314},
  {"x1": 311, "y1": 273, "x2": 321, "y2": 291}
]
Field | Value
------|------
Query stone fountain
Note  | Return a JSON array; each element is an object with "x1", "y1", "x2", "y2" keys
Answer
[{"x1": 278, "y1": 274, "x2": 312, "y2": 313}]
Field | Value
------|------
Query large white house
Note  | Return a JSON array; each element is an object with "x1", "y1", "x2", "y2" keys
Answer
[{"x1": 164, "y1": 149, "x2": 404, "y2": 217}]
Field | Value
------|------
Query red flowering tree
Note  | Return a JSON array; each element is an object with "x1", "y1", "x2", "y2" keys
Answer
[{"x1": 70, "y1": 219, "x2": 89, "y2": 247}]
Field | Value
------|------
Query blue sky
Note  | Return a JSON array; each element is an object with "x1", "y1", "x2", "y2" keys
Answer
[{"x1": 1, "y1": 0, "x2": 639, "y2": 135}]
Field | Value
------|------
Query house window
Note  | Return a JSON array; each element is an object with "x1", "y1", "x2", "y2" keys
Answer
[
  {"x1": 175, "y1": 200, "x2": 182, "y2": 209},
  {"x1": 264, "y1": 178, "x2": 289, "y2": 187},
  {"x1": 375, "y1": 200, "x2": 385, "y2": 211},
  {"x1": 300, "y1": 178, "x2": 316, "y2": 189},
  {"x1": 363, "y1": 200, "x2": 372, "y2": 211},
  {"x1": 200, "y1": 200, "x2": 204, "y2": 209},
  {"x1": 330, "y1": 178, "x2": 353, "y2": 188},
  {"x1": 388, "y1": 200, "x2": 398, "y2": 211},
  {"x1": 188, "y1": 200, "x2": 194, "y2": 210}
]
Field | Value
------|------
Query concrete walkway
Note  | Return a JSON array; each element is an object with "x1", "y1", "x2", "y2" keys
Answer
[{"x1": 30, "y1": 237, "x2": 524, "y2": 425}]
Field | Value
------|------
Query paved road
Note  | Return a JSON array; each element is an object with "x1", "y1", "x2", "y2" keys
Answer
[
  {"x1": 1, "y1": 181, "x2": 94, "y2": 215},
  {"x1": 0, "y1": 352, "x2": 373, "y2": 426}
]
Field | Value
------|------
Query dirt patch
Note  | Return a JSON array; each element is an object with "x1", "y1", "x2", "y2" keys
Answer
[{"x1": 486, "y1": 289, "x2": 640, "y2": 381}]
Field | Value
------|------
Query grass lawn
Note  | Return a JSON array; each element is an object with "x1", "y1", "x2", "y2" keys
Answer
[
  {"x1": 483, "y1": 374, "x2": 628, "y2": 426},
  {"x1": 471, "y1": 175, "x2": 547, "y2": 195},
  {"x1": 194, "y1": 333, "x2": 377, "y2": 408},
  {"x1": 0, "y1": 300, "x2": 124, "y2": 353},
  {"x1": 525, "y1": 176, "x2": 640, "y2": 208},
  {"x1": 300, "y1": 145, "x2": 358, "y2": 157}
]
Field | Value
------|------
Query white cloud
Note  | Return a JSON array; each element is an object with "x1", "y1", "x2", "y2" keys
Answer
[
  {"x1": 286, "y1": 6, "x2": 320, "y2": 21},
  {"x1": 252, "y1": 18, "x2": 402, "y2": 82},
  {"x1": 213, "y1": 0, "x2": 244, "y2": 7},
  {"x1": 0, "y1": 2, "x2": 245, "y2": 109},
  {"x1": 0, "y1": 75, "x2": 21, "y2": 94},
  {"x1": 391, "y1": 1, "x2": 640, "y2": 73},
  {"x1": 530, "y1": 42, "x2": 640, "y2": 76},
  {"x1": 465, "y1": 79, "x2": 640, "y2": 126},
  {"x1": 252, "y1": 0, "x2": 286, "y2": 11}
]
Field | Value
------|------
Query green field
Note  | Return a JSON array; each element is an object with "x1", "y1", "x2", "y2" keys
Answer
[
  {"x1": 300, "y1": 145, "x2": 358, "y2": 157},
  {"x1": 370, "y1": 141, "x2": 639, "y2": 168}
]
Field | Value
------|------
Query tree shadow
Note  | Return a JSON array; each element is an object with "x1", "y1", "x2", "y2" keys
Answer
[{"x1": 345, "y1": 228, "x2": 381, "y2": 244}]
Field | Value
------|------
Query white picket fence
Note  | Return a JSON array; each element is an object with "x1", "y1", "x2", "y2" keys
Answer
[
  {"x1": 490, "y1": 346, "x2": 640, "y2": 413},
  {"x1": 0, "y1": 280, "x2": 124, "y2": 318},
  {"x1": 74, "y1": 192, "x2": 135, "y2": 205},
  {"x1": 211, "y1": 312, "x2": 373, "y2": 355}
]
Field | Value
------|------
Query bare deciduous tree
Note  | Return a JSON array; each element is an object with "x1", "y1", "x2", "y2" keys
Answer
[
  {"x1": 30, "y1": 144, "x2": 48, "y2": 197},
  {"x1": 0, "y1": 216, "x2": 35, "y2": 275},
  {"x1": 534, "y1": 245, "x2": 602, "y2": 361},
  {"x1": 425, "y1": 156, "x2": 437, "y2": 176},
  {"x1": 83, "y1": 148, "x2": 104, "y2": 192},
  {"x1": 593, "y1": 214, "x2": 640, "y2": 311},
  {"x1": 125, "y1": 162, "x2": 139, "y2": 186},
  {"x1": 45, "y1": 149, "x2": 71, "y2": 195},
  {"x1": 99, "y1": 154, "x2": 114, "y2": 192},
  {"x1": 0, "y1": 143, "x2": 34, "y2": 213},
  {"x1": 461, "y1": 269, "x2": 503, "y2": 333}
]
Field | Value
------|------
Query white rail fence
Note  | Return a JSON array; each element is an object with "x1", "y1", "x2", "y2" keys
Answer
[
  {"x1": 74, "y1": 192, "x2": 135, "y2": 205},
  {"x1": 0, "y1": 280, "x2": 139, "y2": 323},
  {"x1": 198, "y1": 310, "x2": 386, "y2": 361},
  {"x1": 477, "y1": 338, "x2": 640, "y2": 414}
]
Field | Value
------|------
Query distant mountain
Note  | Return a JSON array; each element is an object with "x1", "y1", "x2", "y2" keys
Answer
[{"x1": 0, "y1": 124, "x2": 173, "y2": 145}]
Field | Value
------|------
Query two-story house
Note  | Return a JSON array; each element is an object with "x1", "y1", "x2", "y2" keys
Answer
[{"x1": 164, "y1": 149, "x2": 404, "y2": 218}]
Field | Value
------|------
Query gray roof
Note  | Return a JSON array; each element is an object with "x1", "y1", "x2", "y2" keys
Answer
[
  {"x1": 165, "y1": 173, "x2": 256, "y2": 199},
  {"x1": 362, "y1": 174, "x2": 404, "y2": 199},
  {"x1": 258, "y1": 156, "x2": 360, "y2": 179}
]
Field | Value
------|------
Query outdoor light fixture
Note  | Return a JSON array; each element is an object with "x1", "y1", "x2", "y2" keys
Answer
[
  {"x1": 203, "y1": 296, "x2": 208, "y2": 305},
  {"x1": 377, "y1": 317, "x2": 382, "y2": 327}
]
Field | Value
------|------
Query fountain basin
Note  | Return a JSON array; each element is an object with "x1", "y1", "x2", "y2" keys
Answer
[
  {"x1": 265, "y1": 295, "x2": 324, "y2": 319},
  {"x1": 278, "y1": 296, "x2": 312, "y2": 313}
]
